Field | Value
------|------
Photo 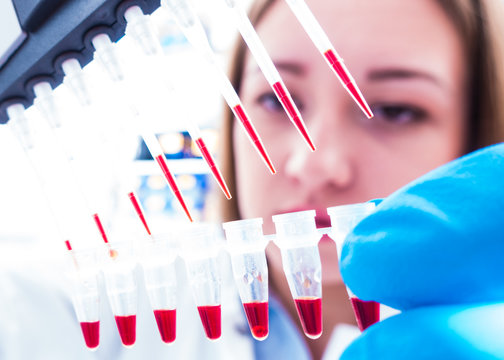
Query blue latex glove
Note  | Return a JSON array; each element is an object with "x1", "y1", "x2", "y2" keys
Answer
[{"x1": 339, "y1": 143, "x2": 504, "y2": 359}]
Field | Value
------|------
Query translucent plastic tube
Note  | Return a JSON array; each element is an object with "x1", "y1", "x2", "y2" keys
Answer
[
  {"x1": 223, "y1": 218, "x2": 269, "y2": 340},
  {"x1": 272, "y1": 210, "x2": 323, "y2": 339},
  {"x1": 327, "y1": 202, "x2": 379, "y2": 331},
  {"x1": 180, "y1": 224, "x2": 223, "y2": 340}
]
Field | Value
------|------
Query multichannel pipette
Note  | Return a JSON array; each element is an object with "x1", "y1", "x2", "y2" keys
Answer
[
  {"x1": 90, "y1": 33, "x2": 193, "y2": 221},
  {"x1": 123, "y1": 6, "x2": 232, "y2": 200},
  {"x1": 283, "y1": 0, "x2": 373, "y2": 119},
  {"x1": 161, "y1": 0, "x2": 276, "y2": 174},
  {"x1": 222, "y1": 0, "x2": 315, "y2": 152}
]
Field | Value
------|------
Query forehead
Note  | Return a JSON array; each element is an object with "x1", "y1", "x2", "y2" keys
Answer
[{"x1": 246, "y1": 0, "x2": 464, "y2": 87}]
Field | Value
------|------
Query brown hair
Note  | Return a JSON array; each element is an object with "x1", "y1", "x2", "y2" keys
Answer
[{"x1": 219, "y1": 0, "x2": 504, "y2": 222}]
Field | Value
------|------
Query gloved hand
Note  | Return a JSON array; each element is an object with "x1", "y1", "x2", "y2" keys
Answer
[{"x1": 339, "y1": 143, "x2": 504, "y2": 359}]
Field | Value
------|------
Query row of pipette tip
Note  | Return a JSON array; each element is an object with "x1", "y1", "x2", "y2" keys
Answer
[
  {"x1": 65, "y1": 202, "x2": 379, "y2": 350},
  {"x1": 6, "y1": 0, "x2": 374, "y2": 222}
]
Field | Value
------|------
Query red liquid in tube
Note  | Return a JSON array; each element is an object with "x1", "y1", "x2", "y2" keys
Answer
[
  {"x1": 232, "y1": 104, "x2": 276, "y2": 174},
  {"x1": 154, "y1": 309, "x2": 177, "y2": 343},
  {"x1": 114, "y1": 315, "x2": 136, "y2": 347},
  {"x1": 80, "y1": 321, "x2": 100, "y2": 350},
  {"x1": 350, "y1": 297, "x2": 380, "y2": 331},
  {"x1": 243, "y1": 301, "x2": 269, "y2": 340},
  {"x1": 194, "y1": 138, "x2": 231, "y2": 199},
  {"x1": 272, "y1": 82, "x2": 315, "y2": 151},
  {"x1": 197, "y1": 305, "x2": 222, "y2": 340},
  {"x1": 154, "y1": 154, "x2": 193, "y2": 222},
  {"x1": 294, "y1": 297, "x2": 322, "y2": 339},
  {"x1": 323, "y1": 50, "x2": 373, "y2": 119},
  {"x1": 128, "y1": 192, "x2": 151, "y2": 235}
]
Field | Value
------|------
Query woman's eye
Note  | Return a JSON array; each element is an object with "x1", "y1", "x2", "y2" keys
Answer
[
  {"x1": 256, "y1": 92, "x2": 304, "y2": 113},
  {"x1": 257, "y1": 93, "x2": 284, "y2": 112},
  {"x1": 371, "y1": 104, "x2": 427, "y2": 124}
]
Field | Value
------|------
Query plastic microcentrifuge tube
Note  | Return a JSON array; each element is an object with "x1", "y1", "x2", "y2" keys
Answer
[
  {"x1": 223, "y1": 218, "x2": 269, "y2": 340},
  {"x1": 181, "y1": 224, "x2": 223, "y2": 340},
  {"x1": 161, "y1": 0, "x2": 276, "y2": 174},
  {"x1": 65, "y1": 241, "x2": 102, "y2": 351},
  {"x1": 102, "y1": 241, "x2": 138, "y2": 347},
  {"x1": 283, "y1": 0, "x2": 373, "y2": 119},
  {"x1": 272, "y1": 210, "x2": 323, "y2": 339},
  {"x1": 139, "y1": 234, "x2": 178, "y2": 343},
  {"x1": 222, "y1": 0, "x2": 315, "y2": 151},
  {"x1": 327, "y1": 202, "x2": 378, "y2": 331}
]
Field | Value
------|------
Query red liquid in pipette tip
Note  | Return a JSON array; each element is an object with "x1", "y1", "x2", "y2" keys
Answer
[
  {"x1": 272, "y1": 82, "x2": 315, "y2": 151},
  {"x1": 128, "y1": 192, "x2": 152, "y2": 235},
  {"x1": 154, "y1": 154, "x2": 193, "y2": 222},
  {"x1": 80, "y1": 321, "x2": 100, "y2": 350},
  {"x1": 154, "y1": 309, "x2": 177, "y2": 343},
  {"x1": 115, "y1": 315, "x2": 136, "y2": 347},
  {"x1": 294, "y1": 297, "x2": 323, "y2": 339},
  {"x1": 93, "y1": 213, "x2": 109, "y2": 243},
  {"x1": 194, "y1": 138, "x2": 232, "y2": 200},
  {"x1": 197, "y1": 305, "x2": 222, "y2": 340},
  {"x1": 243, "y1": 301, "x2": 269, "y2": 340},
  {"x1": 323, "y1": 49, "x2": 373, "y2": 119},
  {"x1": 65, "y1": 240, "x2": 72, "y2": 251},
  {"x1": 232, "y1": 104, "x2": 276, "y2": 174},
  {"x1": 350, "y1": 297, "x2": 380, "y2": 331}
]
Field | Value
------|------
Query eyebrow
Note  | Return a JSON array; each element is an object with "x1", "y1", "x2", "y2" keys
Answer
[
  {"x1": 248, "y1": 61, "x2": 306, "y2": 76},
  {"x1": 367, "y1": 68, "x2": 442, "y2": 87}
]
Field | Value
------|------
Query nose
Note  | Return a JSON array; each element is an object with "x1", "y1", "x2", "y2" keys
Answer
[{"x1": 284, "y1": 112, "x2": 355, "y2": 193}]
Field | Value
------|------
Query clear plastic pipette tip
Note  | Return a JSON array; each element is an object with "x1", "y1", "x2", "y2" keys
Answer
[
  {"x1": 194, "y1": 137, "x2": 232, "y2": 199},
  {"x1": 91, "y1": 34, "x2": 124, "y2": 82},
  {"x1": 128, "y1": 191, "x2": 152, "y2": 235},
  {"x1": 284, "y1": 0, "x2": 373, "y2": 119},
  {"x1": 323, "y1": 50, "x2": 373, "y2": 119},
  {"x1": 223, "y1": 1, "x2": 315, "y2": 151},
  {"x1": 6, "y1": 103, "x2": 33, "y2": 150},
  {"x1": 162, "y1": 0, "x2": 276, "y2": 174},
  {"x1": 33, "y1": 82, "x2": 61, "y2": 128},
  {"x1": 232, "y1": 104, "x2": 276, "y2": 174},
  {"x1": 61, "y1": 58, "x2": 91, "y2": 106},
  {"x1": 124, "y1": 6, "x2": 161, "y2": 56}
]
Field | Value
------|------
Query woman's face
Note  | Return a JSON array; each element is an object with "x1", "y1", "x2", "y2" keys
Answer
[{"x1": 233, "y1": 0, "x2": 468, "y2": 283}]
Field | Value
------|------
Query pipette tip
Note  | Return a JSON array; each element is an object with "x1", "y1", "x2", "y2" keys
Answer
[
  {"x1": 232, "y1": 104, "x2": 276, "y2": 174},
  {"x1": 93, "y1": 213, "x2": 109, "y2": 244},
  {"x1": 194, "y1": 138, "x2": 232, "y2": 200},
  {"x1": 128, "y1": 192, "x2": 152, "y2": 235},
  {"x1": 323, "y1": 50, "x2": 373, "y2": 119},
  {"x1": 154, "y1": 155, "x2": 194, "y2": 222},
  {"x1": 271, "y1": 82, "x2": 316, "y2": 152},
  {"x1": 65, "y1": 240, "x2": 73, "y2": 251}
]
